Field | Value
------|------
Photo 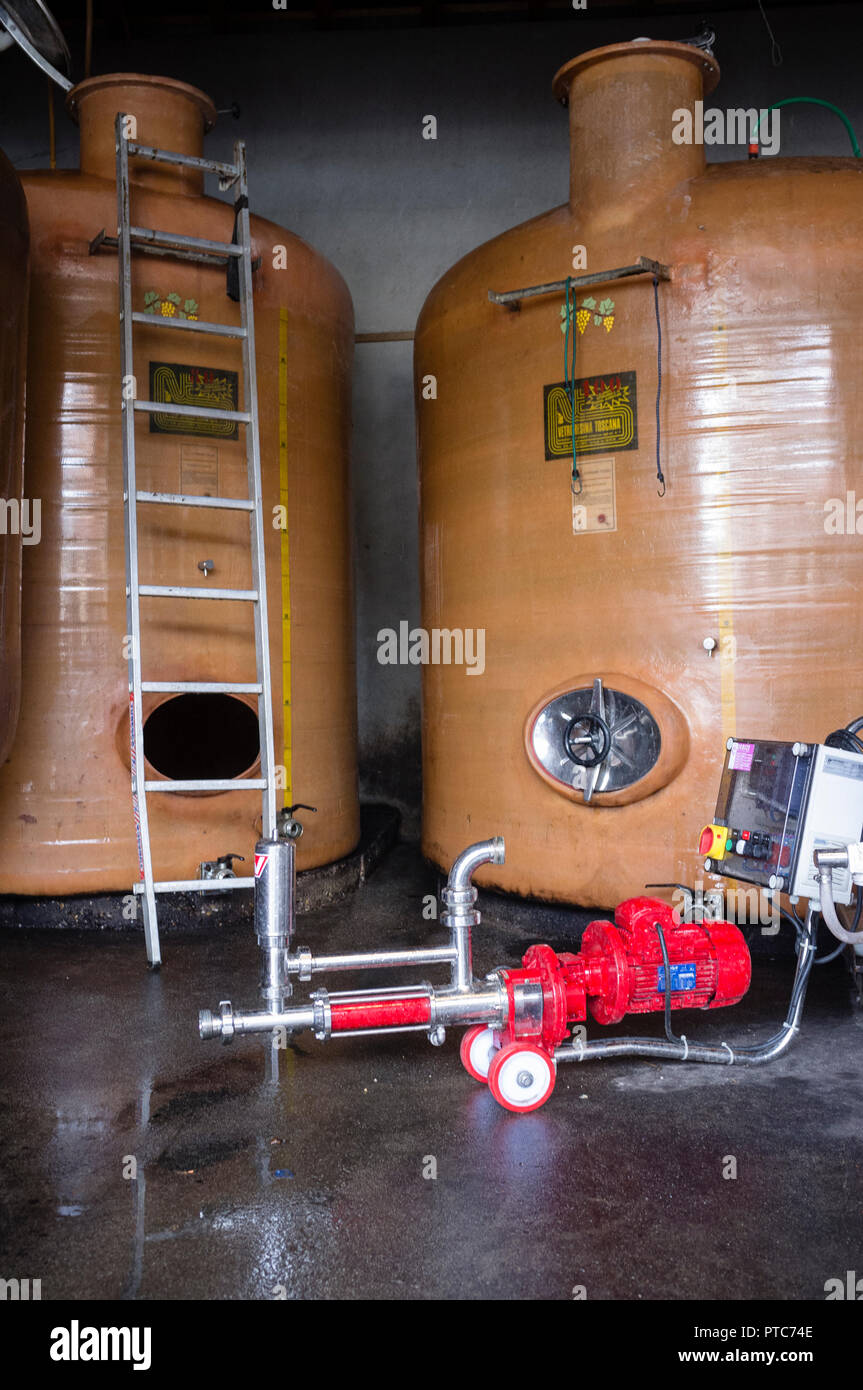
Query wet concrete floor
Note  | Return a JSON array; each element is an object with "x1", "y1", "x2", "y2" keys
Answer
[{"x1": 1, "y1": 843, "x2": 861, "y2": 1300}]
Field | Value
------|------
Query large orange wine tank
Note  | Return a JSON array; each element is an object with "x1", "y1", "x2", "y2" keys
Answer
[
  {"x1": 0, "y1": 74, "x2": 358, "y2": 894},
  {"x1": 415, "y1": 38, "x2": 863, "y2": 907}
]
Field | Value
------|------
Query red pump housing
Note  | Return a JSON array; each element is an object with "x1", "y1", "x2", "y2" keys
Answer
[{"x1": 495, "y1": 897, "x2": 751, "y2": 1053}]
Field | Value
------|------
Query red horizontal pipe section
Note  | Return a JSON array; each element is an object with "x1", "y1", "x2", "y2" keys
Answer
[{"x1": 329, "y1": 996, "x2": 432, "y2": 1031}]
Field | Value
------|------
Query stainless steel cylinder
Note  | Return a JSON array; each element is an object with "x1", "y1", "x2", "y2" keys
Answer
[
  {"x1": 255, "y1": 837, "x2": 295, "y2": 1009},
  {"x1": 428, "y1": 983, "x2": 505, "y2": 1028}
]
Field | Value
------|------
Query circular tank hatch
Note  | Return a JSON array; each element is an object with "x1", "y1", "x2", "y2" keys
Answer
[
  {"x1": 143, "y1": 694, "x2": 260, "y2": 785},
  {"x1": 525, "y1": 674, "x2": 690, "y2": 807}
]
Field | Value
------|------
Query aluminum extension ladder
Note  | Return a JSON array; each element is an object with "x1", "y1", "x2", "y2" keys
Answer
[{"x1": 111, "y1": 114, "x2": 276, "y2": 966}]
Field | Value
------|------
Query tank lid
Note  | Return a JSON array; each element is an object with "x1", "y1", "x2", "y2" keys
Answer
[
  {"x1": 65, "y1": 73, "x2": 217, "y2": 131},
  {"x1": 552, "y1": 39, "x2": 720, "y2": 106}
]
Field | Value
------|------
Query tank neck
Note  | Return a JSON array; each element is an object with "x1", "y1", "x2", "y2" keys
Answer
[
  {"x1": 552, "y1": 41, "x2": 720, "y2": 220},
  {"x1": 66, "y1": 74, "x2": 217, "y2": 194}
]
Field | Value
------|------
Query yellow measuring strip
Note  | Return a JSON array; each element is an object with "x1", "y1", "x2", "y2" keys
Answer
[{"x1": 278, "y1": 307, "x2": 292, "y2": 806}]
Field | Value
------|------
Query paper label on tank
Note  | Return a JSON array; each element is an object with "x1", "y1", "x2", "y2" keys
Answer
[
  {"x1": 254, "y1": 853, "x2": 269, "y2": 879},
  {"x1": 657, "y1": 962, "x2": 697, "y2": 992},
  {"x1": 571, "y1": 456, "x2": 617, "y2": 534},
  {"x1": 544, "y1": 371, "x2": 638, "y2": 460},
  {"x1": 149, "y1": 362, "x2": 239, "y2": 439}
]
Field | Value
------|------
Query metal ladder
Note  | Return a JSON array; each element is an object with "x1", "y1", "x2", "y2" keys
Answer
[{"x1": 112, "y1": 114, "x2": 276, "y2": 967}]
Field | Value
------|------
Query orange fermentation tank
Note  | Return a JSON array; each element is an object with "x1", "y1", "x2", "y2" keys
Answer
[
  {"x1": 416, "y1": 39, "x2": 863, "y2": 907},
  {"x1": 0, "y1": 149, "x2": 28, "y2": 769},
  {"x1": 0, "y1": 74, "x2": 358, "y2": 894}
]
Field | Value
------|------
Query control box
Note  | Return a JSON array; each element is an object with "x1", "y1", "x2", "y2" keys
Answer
[{"x1": 700, "y1": 739, "x2": 863, "y2": 904}]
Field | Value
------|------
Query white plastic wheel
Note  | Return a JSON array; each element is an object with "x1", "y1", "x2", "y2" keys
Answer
[
  {"x1": 460, "y1": 1025, "x2": 500, "y2": 1082},
  {"x1": 488, "y1": 1042, "x2": 556, "y2": 1113}
]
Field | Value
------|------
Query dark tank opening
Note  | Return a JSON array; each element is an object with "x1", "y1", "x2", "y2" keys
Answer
[{"x1": 143, "y1": 695, "x2": 260, "y2": 781}]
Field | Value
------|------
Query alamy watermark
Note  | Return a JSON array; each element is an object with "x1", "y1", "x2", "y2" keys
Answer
[
  {"x1": 377, "y1": 621, "x2": 485, "y2": 675},
  {"x1": 0, "y1": 498, "x2": 41, "y2": 545},
  {"x1": 824, "y1": 491, "x2": 863, "y2": 535},
  {"x1": 672, "y1": 101, "x2": 780, "y2": 156},
  {"x1": 672, "y1": 879, "x2": 780, "y2": 934}
]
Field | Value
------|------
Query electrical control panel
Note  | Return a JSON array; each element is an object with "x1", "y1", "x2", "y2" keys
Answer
[{"x1": 700, "y1": 739, "x2": 863, "y2": 904}]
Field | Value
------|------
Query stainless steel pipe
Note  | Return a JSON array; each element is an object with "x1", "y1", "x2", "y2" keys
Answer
[
  {"x1": 198, "y1": 979, "x2": 507, "y2": 1043},
  {"x1": 441, "y1": 837, "x2": 505, "y2": 991},
  {"x1": 286, "y1": 946, "x2": 457, "y2": 976},
  {"x1": 254, "y1": 838, "x2": 295, "y2": 1011}
]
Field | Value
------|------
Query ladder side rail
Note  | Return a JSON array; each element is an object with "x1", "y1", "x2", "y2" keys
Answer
[
  {"x1": 235, "y1": 140, "x2": 277, "y2": 840},
  {"x1": 116, "y1": 112, "x2": 161, "y2": 965}
]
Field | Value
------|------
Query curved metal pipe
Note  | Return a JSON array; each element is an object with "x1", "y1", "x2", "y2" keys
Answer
[
  {"x1": 555, "y1": 931, "x2": 815, "y2": 1069},
  {"x1": 816, "y1": 866, "x2": 863, "y2": 945},
  {"x1": 442, "y1": 837, "x2": 505, "y2": 990},
  {"x1": 447, "y1": 836, "x2": 505, "y2": 893}
]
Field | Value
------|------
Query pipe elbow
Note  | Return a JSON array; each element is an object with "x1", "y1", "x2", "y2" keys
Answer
[{"x1": 447, "y1": 836, "x2": 505, "y2": 894}]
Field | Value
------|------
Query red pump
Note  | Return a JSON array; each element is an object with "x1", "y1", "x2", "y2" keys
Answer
[{"x1": 461, "y1": 897, "x2": 751, "y2": 1110}]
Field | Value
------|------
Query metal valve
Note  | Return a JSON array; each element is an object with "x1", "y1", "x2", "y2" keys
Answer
[
  {"x1": 277, "y1": 803, "x2": 317, "y2": 841},
  {"x1": 200, "y1": 852, "x2": 245, "y2": 881}
]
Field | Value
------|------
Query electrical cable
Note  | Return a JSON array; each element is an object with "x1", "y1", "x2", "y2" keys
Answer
[
  {"x1": 654, "y1": 919, "x2": 680, "y2": 1044},
  {"x1": 825, "y1": 726, "x2": 863, "y2": 754},
  {"x1": 779, "y1": 905, "x2": 805, "y2": 947},
  {"x1": 825, "y1": 711, "x2": 863, "y2": 754},
  {"x1": 756, "y1": 0, "x2": 783, "y2": 68},
  {"x1": 815, "y1": 936, "x2": 846, "y2": 967},
  {"x1": 563, "y1": 277, "x2": 581, "y2": 495}
]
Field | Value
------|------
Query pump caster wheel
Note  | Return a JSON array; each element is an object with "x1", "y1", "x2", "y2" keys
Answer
[
  {"x1": 459, "y1": 1025, "x2": 500, "y2": 1083},
  {"x1": 487, "y1": 1042, "x2": 556, "y2": 1113}
]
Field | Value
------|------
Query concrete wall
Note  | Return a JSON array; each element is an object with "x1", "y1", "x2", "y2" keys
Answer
[{"x1": 1, "y1": 2, "x2": 861, "y2": 836}]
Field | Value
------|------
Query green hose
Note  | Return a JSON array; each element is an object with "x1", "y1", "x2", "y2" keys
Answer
[
  {"x1": 754, "y1": 98, "x2": 861, "y2": 157},
  {"x1": 563, "y1": 277, "x2": 580, "y2": 494}
]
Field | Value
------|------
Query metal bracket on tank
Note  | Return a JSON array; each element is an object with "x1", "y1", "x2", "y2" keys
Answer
[
  {"x1": 88, "y1": 227, "x2": 262, "y2": 272},
  {"x1": 488, "y1": 256, "x2": 671, "y2": 309}
]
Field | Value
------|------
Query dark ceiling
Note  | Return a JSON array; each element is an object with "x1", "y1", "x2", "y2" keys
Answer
[{"x1": 41, "y1": 0, "x2": 818, "y2": 39}]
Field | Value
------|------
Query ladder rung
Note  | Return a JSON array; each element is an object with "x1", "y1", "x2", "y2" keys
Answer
[
  {"x1": 133, "y1": 877, "x2": 255, "y2": 894},
  {"x1": 138, "y1": 585, "x2": 258, "y2": 601},
  {"x1": 126, "y1": 143, "x2": 239, "y2": 180},
  {"x1": 141, "y1": 681, "x2": 263, "y2": 694},
  {"x1": 133, "y1": 400, "x2": 250, "y2": 424},
  {"x1": 144, "y1": 779, "x2": 267, "y2": 792},
  {"x1": 136, "y1": 491, "x2": 254, "y2": 511},
  {"x1": 129, "y1": 225, "x2": 243, "y2": 258},
  {"x1": 131, "y1": 311, "x2": 247, "y2": 340}
]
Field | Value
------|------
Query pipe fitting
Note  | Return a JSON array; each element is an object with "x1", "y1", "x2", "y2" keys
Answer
[
  {"x1": 218, "y1": 999, "x2": 235, "y2": 1043},
  {"x1": 311, "y1": 990, "x2": 332, "y2": 1041},
  {"x1": 446, "y1": 836, "x2": 505, "y2": 895},
  {"x1": 440, "y1": 837, "x2": 505, "y2": 992}
]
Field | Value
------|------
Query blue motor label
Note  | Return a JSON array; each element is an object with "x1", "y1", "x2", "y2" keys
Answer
[{"x1": 657, "y1": 962, "x2": 697, "y2": 992}]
